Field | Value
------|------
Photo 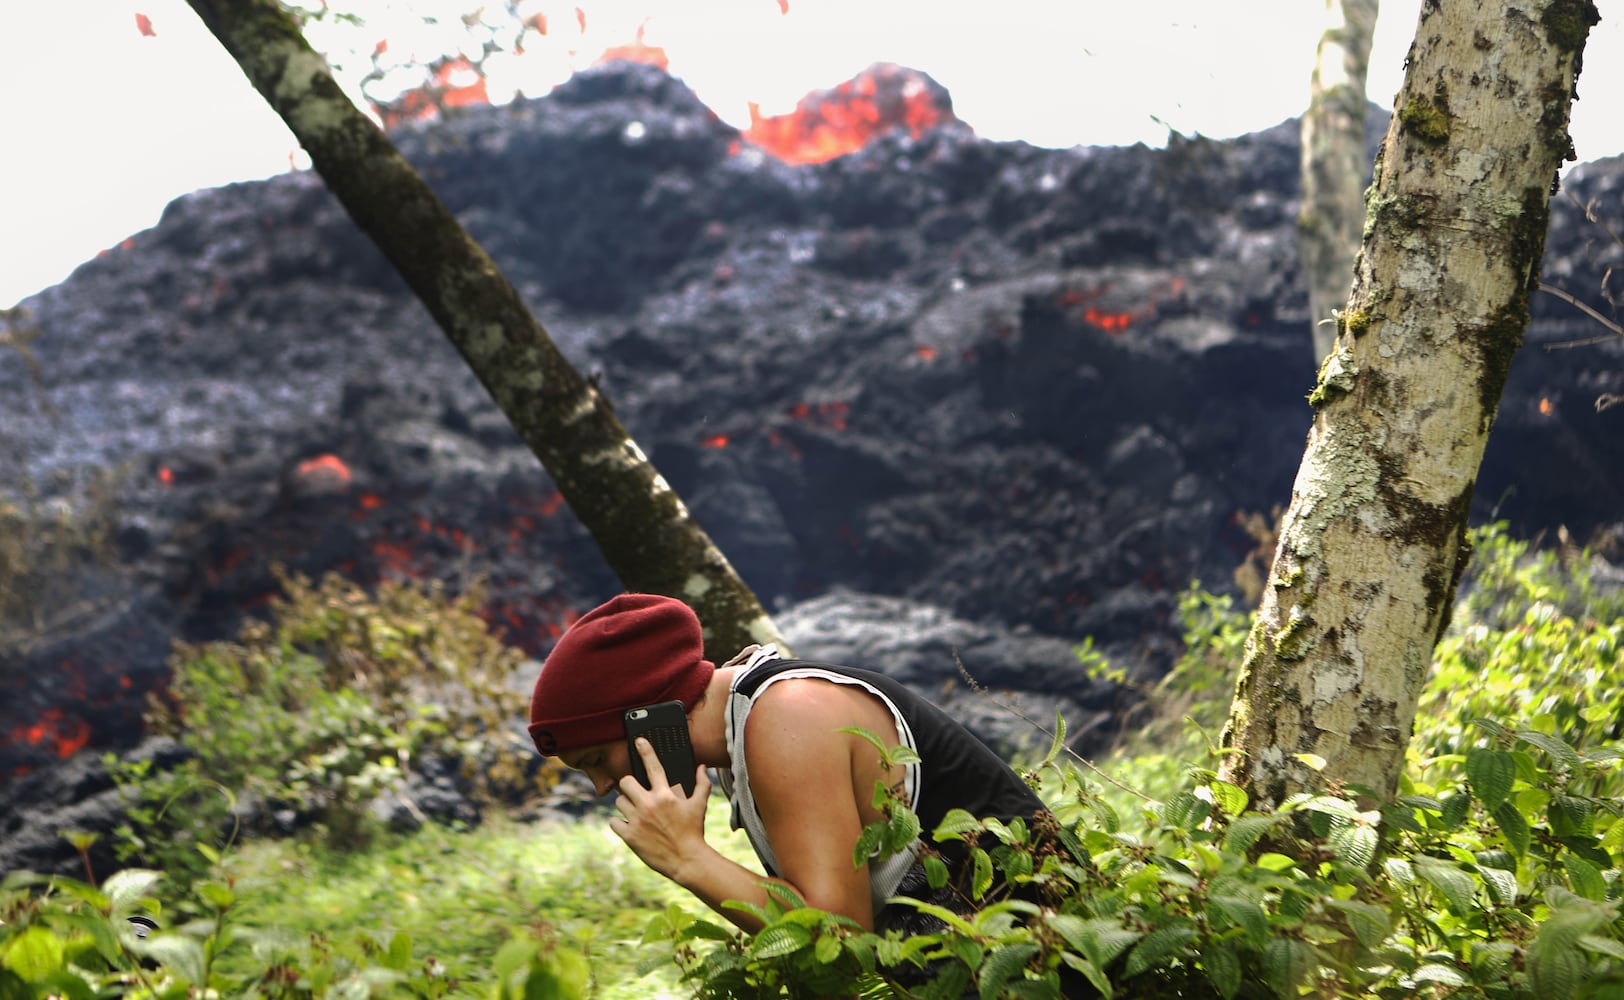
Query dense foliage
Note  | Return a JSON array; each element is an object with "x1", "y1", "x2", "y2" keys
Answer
[
  {"x1": 2, "y1": 524, "x2": 1621, "y2": 998},
  {"x1": 114, "y1": 570, "x2": 556, "y2": 877}
]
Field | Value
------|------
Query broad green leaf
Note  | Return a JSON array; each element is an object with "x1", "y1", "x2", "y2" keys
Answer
[
  {"x1": 1549, "y1": 795, "x2": 1593, "y2": 839},
  {"x1": 102, "y1": 869, "x2": 162, "y2": 911},
  {"x1": 1416, "y1": 860, "x2": 1477, "y2": 916},
  {"x1": 1328, "y1": 821, "x2": 1378, "y2": 868},
  {"x1": 1200, "y1": 943, "x2": 1242, "y2": 1000},
  {"x1": 1563, "y1": 854, "x2": 1607, "y2": 901},
  {"x1": 1324, "y1": 898, "x2": 1391, "y2": 948},
  {"x1": 750, "y1": 923, "x2": 811, "y2": 959},
  {"x1": 1207, "y1": 780, "x2": 1248, "y2": 816},
  {"x1": 886, "y1": 808, "x2": 921, "y2": 854},
  {"x1": 135, "y1": 933, "x2": 207, "y2": 986},
  {"x1": 1465, "y1": 749, "x2": 1516, "y2": 811},
  {"x1": 1209, "y1": 896, "x2": 1268, "y2": 947},
  {"x1": 972, "y1": 848, "x2": 993, "y2": 900},
  {"x1": 853, "y1": 824, "x2": 884, "y2": 867},
  {"x1": 1470, "y1": 717, "x2": 1512, "y2": 739},
  {"x1": 1295, "y1": 795, "x2": 1361, "y2": 820},
  {"x1": 195, "y1": 879, "x2": 234, "y2": 911},
  {"x1": 1256, "y1": 853, "x2": 1296, "y2": 872},
  {"x1": 3, "y1": 926, "x2": 65, "y2": 980},
  {"x1": 933, "y1": 808, "x2": 983, "y2": 840},
  {"x1": 1517, "y1": 730, "x2": 1581, "y2": 769},
  {"x1": 1123, "y1": 922, "x2": 1196, "y2": 978},
  {"x1": 1477, "y1": 865, "x2": 1519, "y2": 907},
  {"x1": 1530, "y1": 897, "x2": 1611, "y2": 998},
  {"x1": 1579, "y1": 933, "x2": 1624, "y2": 962},
  {"x1": 979, "y1": 942, "x2": 1040, "y2": 1000},
  {"x1": 1060, "y1": 952, "x2": 1113, "y2": 999},
  {"x1": 1160, "y1": 791, "x2": 1210, "y2": 830},
  {"x1": 1223, "y1": 814, "x2": 1281, "y2": 855},
  {"x1": 814, "y1": 932, "x2": 842, "y2": 964},
  {"x1": 1412, "y1": 963, "x2": 1468, "y2": 987},
  {"x1": 925, "y1": 854, "x2": 950, "y2": 890},
  {"x1": 1492, "y1": 801, "x2": 1532, "y2": 859},
  {"x1": 1262, "y1": 938, "x2": 1315, "y2": 1000}
]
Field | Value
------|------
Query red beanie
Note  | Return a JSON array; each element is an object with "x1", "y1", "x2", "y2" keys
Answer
[{"x1": 528, "y1": 594, "x2": 715, "y2": 756}]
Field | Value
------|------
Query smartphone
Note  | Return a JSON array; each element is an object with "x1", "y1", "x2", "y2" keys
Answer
[{"x1": 624, "y1": 701, "x2": 698, "y2": 797}]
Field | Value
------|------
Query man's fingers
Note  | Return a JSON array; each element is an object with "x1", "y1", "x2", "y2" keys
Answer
[{"x1": 634, "y1": 735, "x2": 670, "y2": 787}]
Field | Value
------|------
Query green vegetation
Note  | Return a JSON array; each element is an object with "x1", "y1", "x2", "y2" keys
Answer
[{"x1": 4, "y1": 524, "x2": 1622, "y2": 998}]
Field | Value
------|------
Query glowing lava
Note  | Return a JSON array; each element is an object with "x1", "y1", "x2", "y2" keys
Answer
[{"x1": 742, "y1": 64, "x2": 958, "y2": 164}]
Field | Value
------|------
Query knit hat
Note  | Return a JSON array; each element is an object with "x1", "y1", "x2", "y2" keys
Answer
[{"x1": 527, "y1": 593, "x2": 715, "y2": 756}]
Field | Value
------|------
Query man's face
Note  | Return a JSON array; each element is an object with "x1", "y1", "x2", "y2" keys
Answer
[{"x1": 559, "y1": 740, "x2": 631, "y2": 797}]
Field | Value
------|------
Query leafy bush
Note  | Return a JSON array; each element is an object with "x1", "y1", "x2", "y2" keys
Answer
[
  {"x1": 651, "y1": 524, "x2": 1624, "y2": 998},
  {"x1": 119, "y1": 569, "x2": 555, "y2": 870},
  {"x1": 0, "y1": 866, "x2": 589, "y2": 998}
]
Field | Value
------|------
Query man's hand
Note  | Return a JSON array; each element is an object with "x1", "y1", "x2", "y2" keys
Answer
[{"x1": 610, "y1": 736, "x2": 712, "y2": 882}]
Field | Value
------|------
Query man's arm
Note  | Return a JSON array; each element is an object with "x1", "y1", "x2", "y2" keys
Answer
[{"x1": 611, "y1": 737, "x2": 808, "y2": 934}]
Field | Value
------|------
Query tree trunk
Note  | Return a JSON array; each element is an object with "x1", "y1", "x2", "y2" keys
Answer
[
  {"x1": 1220, "y1": 0, "x2": 1598, "y2": 810},
  {"x1": 1300, "y1": 0, "x2": 1380, "y2": 365},
  {"x1": 183, "y1": 0, "x2": 787, "y2": 662}
]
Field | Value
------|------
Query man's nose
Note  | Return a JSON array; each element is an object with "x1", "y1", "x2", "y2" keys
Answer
[{"x1": 592, "y1": 773, "x2": 617, "y2": 797}]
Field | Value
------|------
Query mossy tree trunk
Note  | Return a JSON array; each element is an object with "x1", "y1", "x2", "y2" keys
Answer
[
  {"x1": 183, "y1": 0, "x2": 787, "y2": 662},
  {"x1": 1300, "y1": 0, "x2": 1379, "y2": 365},
  {"x1": 1219, "y1": 0, "x2": 1598, "y2": 810}
]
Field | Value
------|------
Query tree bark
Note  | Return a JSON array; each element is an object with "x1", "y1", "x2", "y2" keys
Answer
[
  {"x1": 1300, "y1": 0, "x2": 1380, "y2": 365},
  {"x1": 1220, "y1": 0, "x2": 1598, "y2": 810},
  {"x1": 183, "y1": 0, "x2": 787, "y2": 662}
]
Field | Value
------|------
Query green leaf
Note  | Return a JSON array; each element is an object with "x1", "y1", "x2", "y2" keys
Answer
[
  {"x1": 1492, "y1": 800, "x2": 1532, "y2": 859},
  {"x1": 933, "y1": 809, "x2": 983, "y2": 840},
  {"x1": 1207, "y1": 781, "x2": 1248, "y2": 816},
  {"x1": 1517, "y1": 730, "x2": 1581, "y2": 769},
  {"x1": 1060, "y1": 951, "x2": 1114, "y2": 999},
  {"x1": 948, "y1": 934, "x2": 984, "y2": 970},
  {"x1": 1416, "y1": 859, "x2": 1478, "y2": 916},
  {"x1": 886, "y1": 807, "x2": 922, "y2": 854},
  {"x1": 1327, "y1": 820, "x2": 1378, "y2": 868},
  {"x1": 1549, "y1": 795, "x2": 1593, "y2": 839},
  {"x1": 814, "y1": 932, "x2": 842, "y2": 965},
  {"x1": 1563, "y1": 854, "x2": 1607, "y2": 901},
  {"x1": 972, "y1": 847, "x2": 993, "y2": 900},
  {"x1": 750, "y1": 923, "x2": 812, "y2": 959},
  {"x1": 1470, "y1": 717, "x2": 1512, "y2": 740},
  {"x1": 1209, "y1": 896, "x2": 1268, "y2": 947},
  {"x1": 1200, "y1": 942, "x2": 1242, "y2": 1000},
  {"x1": 195, "y1": 879, "x2": 234, "y2": 911},
  {"x1": 1324, "y1": 899, "x2": 1391, "y2": 949},
  {"x1": 925, "y1": 854, "x2": 950, "y2": 890},
  {"x1": 1256, "y1": 853, "x2": 1296, "y2": 872},
  {"x1": 1531, "y1": 901, "x2": 1610, "y2": 999},
  {"x1": 1477, "y1": 864, "x2": 1519, "y2": 907},
  {"x1": 979, "y1": 942, "x2": 1040, "y2": 1000},
  {"x1": 102, "y1": 869, "x2": 162, "y2": 912},
  {"x1": 135, "y1": 933, "x2": 207, "y2": 985},
  {"x1": 1223, "y1": 814, "x2": 1281, "y2": 855},
  {"x1": 1160, "y1": 791, "x2": 1210, "y2": 830},
  {"x1": 1052, "y1": 917, "x2": 1140, "y2": 972},
  {"x1": 1262, "y1": 938, "x2": 1315, "y2": 1000},
  {"x1": 3, "y1": 926, "x2": 65, "y2": 980},
  {"x1": 1412, "y1": 963, "x2": 1468, "y2": 987},
  {"x1": 1465, "y1": 749, "x2": 1517, "y2": 811},
  {"x1": 853, "y1": 823, "x2": 884, "y2": 867},
  {"x1": 1123, "y1": 922, "x2": 1196, "y2": 978}
]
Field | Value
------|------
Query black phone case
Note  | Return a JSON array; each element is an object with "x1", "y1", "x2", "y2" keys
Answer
[{"x1": 624, "y1": 701, "x2": 698, "y2": 796}]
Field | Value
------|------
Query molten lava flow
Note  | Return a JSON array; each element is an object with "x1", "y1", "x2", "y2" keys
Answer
[
  {"x1": 295, "y1": 453, "x2": 353, "y2": 491},
  {"x1": 702, "y1": 434, "x2": 730, "y2": 449},
  {"x1": 743, "y1": 65, "x2": 956, "y2": 165}
]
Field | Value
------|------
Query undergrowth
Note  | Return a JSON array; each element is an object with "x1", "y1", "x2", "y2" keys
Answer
[{"x1": 3, "y1": 523, "x2": 1622, "y2": 998}]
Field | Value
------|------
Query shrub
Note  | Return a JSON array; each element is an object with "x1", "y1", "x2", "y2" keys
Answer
[
  {"x1": 118, "y1": 569, "x2": 555, "y2": 871},
  {"x1": 0, "y1": 866, "x2": 589, "y2": 998}
]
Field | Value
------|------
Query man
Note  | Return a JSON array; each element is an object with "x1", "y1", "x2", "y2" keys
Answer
[{"x1": 527, "y1": 592, "x2": 1054, "y2": 935}]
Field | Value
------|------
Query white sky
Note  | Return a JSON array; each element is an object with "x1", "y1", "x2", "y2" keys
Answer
[{"x1": 3, "y1": 1, "x2": 1621, "y2": 309}]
